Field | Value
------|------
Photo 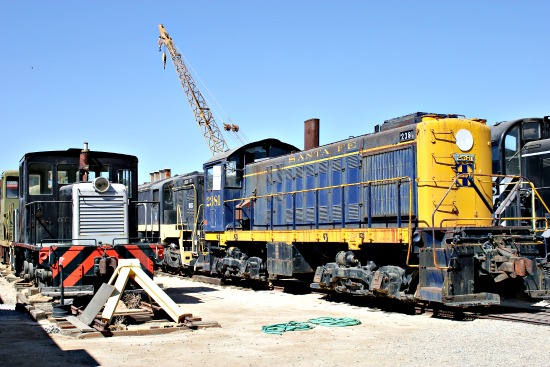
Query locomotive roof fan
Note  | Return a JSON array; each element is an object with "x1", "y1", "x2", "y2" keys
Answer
[{"x1": 93, "y1": 176, "x2": 110, "y2": 193}]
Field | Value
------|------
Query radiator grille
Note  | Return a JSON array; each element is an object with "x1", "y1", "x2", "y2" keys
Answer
[{"x1": 79, "y1": 196, "x2": 125, "y2": 235}]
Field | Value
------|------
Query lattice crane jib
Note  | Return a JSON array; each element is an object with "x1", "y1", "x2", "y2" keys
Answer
[{"x1": 158, "y1": 24, "x2": 229, "y2": 155}]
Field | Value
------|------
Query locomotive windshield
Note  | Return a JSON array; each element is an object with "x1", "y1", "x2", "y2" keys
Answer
[
  {"x1": 117, "y1": 169, "x2": 134, "y2": 198},
  {"x1": 522, "y1": 121, "x2": 542, "y2": 141},
  {"x1": 504, "y1": 125, "x2": 520, "y2": 175},
  {"x1": 57, "y1": 164, "x2": 78, "y2": 184},
  {"x1": 225, "y1": 160, "x2": 241, "y2": 188},
  {"x1": 28, "y1": 163, "x2": 53, "y2": 195},
  {"x1": 206, "y1": 165, "x2": 223, "y2": 190},
  {"x1": 492, "y1": 119, "x2": 545, "y2": 176},
  {"x1": 5, "y1": 176, "x2": 18, "y2": 198}
]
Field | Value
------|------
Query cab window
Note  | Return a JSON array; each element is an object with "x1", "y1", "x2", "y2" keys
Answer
[
  {"x1": 57, "y1": 164, "x2": 78, "y2": 184},
  {"x1": 163, "y1": 185, "x2": 173, "y2": 210},
  {"x1": 225, "y1": 160, "x2": 242, "y2": 188},
  {"x1": 6, "y1": 176, "x2": 18, "y2": 198},
  {"x1": 504, "y1": 126, "x2": 520, "y2": 175},
  {"x1": 206, "y1": 167, "x2": 214, "y2": 190},
  {"x1": 88, "y1": 166, "x2": 110, "y2": 181},
  {"x1": 28, "y1": 163, "x2": 53, "y2": 195},
  {"x1": 206, "y1": 165, "x2": 222, "y2": 191},
  {"x1": 522, "y1": 122, "x2": 541, "y2": 141},
  {"x1": 117, "y1": 169, "x2": 133, "y2": 198}
]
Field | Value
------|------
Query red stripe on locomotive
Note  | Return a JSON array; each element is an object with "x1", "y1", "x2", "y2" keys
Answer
[
  {"x1": 45, "y1": 245, "x2": 86, "y2": 279},
  {"x1": 123, "y1": 245, "x2": 155, "y2": 275},
  {"x1": 62, "y1": 248, "x2": 118, "y2": 287}
]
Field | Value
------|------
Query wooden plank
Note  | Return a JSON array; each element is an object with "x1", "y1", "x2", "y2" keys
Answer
[
  {"x1": 66, "y1": 316, "x2": 96, "y2": 333},
  {"x1": 29, "y1": 308, "x2": 47, "y2": 321},
  {"x1": 130, "y1": 266, "x2": 187, "y2": 323},
  {"x1": 185, "y1": 320, "x2": 221, "y2": 329},
  {"x1": 76, "y1": 325, "x2": 192, "y2": 339},
  {"x1": 16, "y1": 292, "x2": 29, "y2": 305},
  {"x1": 101, "y1": 267, "x2": 131, "y2": 322},
  {"x1": 78, "y1": 283, "x2": 115, "y2": 326}
]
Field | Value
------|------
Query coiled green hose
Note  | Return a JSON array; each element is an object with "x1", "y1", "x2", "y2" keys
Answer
[
  {"x1": 261, "y1": 321, "x2": 313, "y2": 335},
  {"x1": 308, "y1": 317, "x2": 361, "y2": 327},
  {"x1": 262, "y1": 317, "x2": 361, "y2": 335}
]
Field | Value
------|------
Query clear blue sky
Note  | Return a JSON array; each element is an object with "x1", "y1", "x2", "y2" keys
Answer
[{"x1": 1, "y1": 1, "x2": 548, "y2": 183}]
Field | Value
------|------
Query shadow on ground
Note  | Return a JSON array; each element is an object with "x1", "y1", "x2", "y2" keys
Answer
[
  {"x1": 162, "y1": 286, "x2": 220, "y2": 304},
  {"x1": 0, "y1": 306, "x2": 98, "y2": 367}
]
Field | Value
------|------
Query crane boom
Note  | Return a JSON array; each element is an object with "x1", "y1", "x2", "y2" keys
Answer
[{"x1": 158, "y1": 24, "x2": 229, "y2": 155}]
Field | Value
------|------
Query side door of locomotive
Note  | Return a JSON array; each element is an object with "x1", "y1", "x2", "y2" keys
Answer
[{"x1": 204, "y1": 164, "x2": 224, "y2": 232}]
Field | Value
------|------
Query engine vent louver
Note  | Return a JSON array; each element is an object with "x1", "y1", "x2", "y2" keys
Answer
[{"x1": 79, "y1": 196, "x2": 125, "y2": 235}]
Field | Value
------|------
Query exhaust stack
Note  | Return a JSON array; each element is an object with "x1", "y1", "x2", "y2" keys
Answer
[
  {"x1": 79, "y1": 142, "x2": 90, "y2": 182},
  {"x1": 304, "y1": 118, "x2": 320, "y2": 150}
]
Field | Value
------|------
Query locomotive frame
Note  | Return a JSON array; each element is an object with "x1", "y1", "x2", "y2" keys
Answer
[{"x1": 10, "y1": 143, "x2": 162, "y2": 296}]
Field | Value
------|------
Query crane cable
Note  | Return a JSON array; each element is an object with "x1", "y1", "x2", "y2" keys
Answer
[
  {"x1": 158, "y1": 29, "x2": 249, "y2": 148},
  {"x1": 179, "y1": 51, "x2": 250, "y2": 146}
]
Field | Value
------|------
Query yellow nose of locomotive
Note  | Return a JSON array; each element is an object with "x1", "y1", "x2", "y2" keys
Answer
[{"x1": 416, "y1": 115, "x2": 493, "y2": 228}]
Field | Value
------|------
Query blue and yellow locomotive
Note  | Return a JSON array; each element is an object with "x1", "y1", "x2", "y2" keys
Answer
[{"x1": 196, "y1": 113, "x2": 550, "y2": 306}]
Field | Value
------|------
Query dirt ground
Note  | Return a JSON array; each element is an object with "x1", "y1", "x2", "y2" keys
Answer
[{"x1": 1, "y1": 266, "x2": 549, "y2": 367}]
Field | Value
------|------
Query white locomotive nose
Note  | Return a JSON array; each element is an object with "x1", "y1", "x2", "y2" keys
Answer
[{"x1": 93, "y1": 176, "x2": 110, "y2": 193}]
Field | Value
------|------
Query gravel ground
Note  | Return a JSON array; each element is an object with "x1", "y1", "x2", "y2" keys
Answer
[{"x1": 1, "y1": 265, "x2": 549, "y2": 367}]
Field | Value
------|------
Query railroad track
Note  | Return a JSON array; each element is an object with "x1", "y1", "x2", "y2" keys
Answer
[{"x1": 476, "y1": 307, "x2": 550, "y2": 326}]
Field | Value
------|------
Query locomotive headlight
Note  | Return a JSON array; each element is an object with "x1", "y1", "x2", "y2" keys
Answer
[
  {"x1": 456, "y1": 129, "x2": 474, "y2": 152},
  {"x1": 93, "y1": 176, "x2": 110, "y2": 193}
]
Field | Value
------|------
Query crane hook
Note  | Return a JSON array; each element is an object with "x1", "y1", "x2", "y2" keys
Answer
[{"x1": 162, "y1": 52, "x2": 167, "y2": 69}]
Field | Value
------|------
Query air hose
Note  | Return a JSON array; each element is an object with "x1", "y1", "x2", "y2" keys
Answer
[
  {"x1": 261, "y1": 321, "x2": 313, "y2": 335},
  {"x1": 308, "y1": 317, "x2": 362, "y2": 327},
  {"x1": 262, "y1": 317, "x2": 361, "y2": 335}
]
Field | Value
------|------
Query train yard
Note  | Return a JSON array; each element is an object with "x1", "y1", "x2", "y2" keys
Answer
[
  {"x1": 0, "y1": 25, "x2": 548, "y2": 367},
  {"x1": 1, "y1": 110, "x2": 550, "y2": 365}
]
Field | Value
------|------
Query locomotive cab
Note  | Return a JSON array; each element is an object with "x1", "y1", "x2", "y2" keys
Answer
[
  {"x1": 203, "y1": 139, "x2": 298, "y2": 234},
  {"x1": 198, "y1": 139, "x2": 298, "y2": 277},
  {"x1": 491, "y1": 116, "x2": 550, "y2": 224}
]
